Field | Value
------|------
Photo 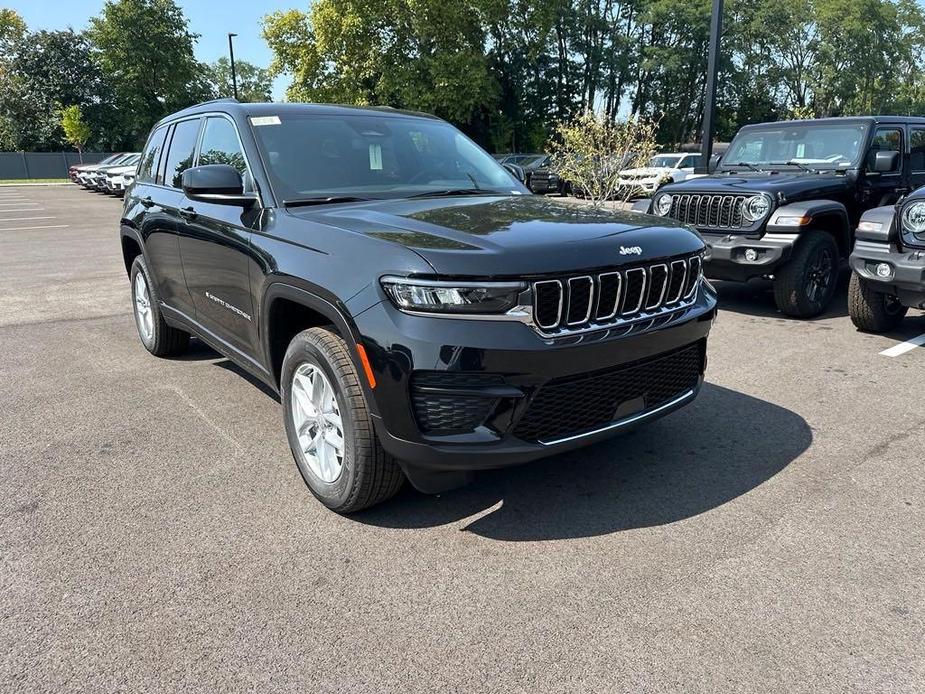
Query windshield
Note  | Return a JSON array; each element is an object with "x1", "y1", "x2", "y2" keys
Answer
[
  {"x1": 649, "y1": 155, "x2": 684, "y2": 168},
  {"x1": 723, "y1": 123, "x2": 868, "y2": 170},
  {"x1": 250, "y1": 113, "x2": 523, "y2": 201}
]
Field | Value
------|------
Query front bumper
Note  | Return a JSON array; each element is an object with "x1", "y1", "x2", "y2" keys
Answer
[
  {"x1": 357, "y1": 286, "x2": 716, "y2": 478},
  {"x1": 702, "y1": 232, "x2": 795, "y2": 281},
  {"x1": 850, "y1": 239, "x2": 925, "y2": 309}
]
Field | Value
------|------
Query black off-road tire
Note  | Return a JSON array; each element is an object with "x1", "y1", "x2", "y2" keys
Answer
[
  {"x1": 281, "y1": 328, "x2": 404, "y2": 514},
  {"x1": 773, "y1": 230, "x2": 840, "y2": 318},
  {"x1": 847, "y1": 271, "x2": 907, "y2": 333},
  {"x1": 129, "y1": 256, "x2": 190, "y2": 357}
]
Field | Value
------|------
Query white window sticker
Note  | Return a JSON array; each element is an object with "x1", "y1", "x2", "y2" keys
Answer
[
  {"x1": 251, "y1": 116, "x2": 281, "y2": 126},
  {"x1": 369, "y1": 144, "x2": 383, "y2": 170}
]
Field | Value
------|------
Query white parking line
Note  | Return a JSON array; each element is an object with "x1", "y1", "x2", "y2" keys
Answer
[
  {"x1": 0, "y1": 208, "x2": 46, "y2": 213},
  {"x1": 0, "y1": 201, "x2": 35, "y2": 205},
  {"x1": 880, "y1": 333, "x2": 925, "y2": 357},
  {"x1": 0, "y1": 216, "x2": 55, "y2": 222},
  {"x1": 0, "y1": 224, "x2": 68, "y2": 231}
]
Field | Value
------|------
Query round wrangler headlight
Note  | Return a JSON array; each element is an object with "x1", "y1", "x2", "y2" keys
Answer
[
  {"x1": 743, "y1": 195, "x2": 771, "y2": 222},
  {"x1": 654, "y1": 194, "x2": 673, "y2": 216},
  {"x1": 901, "y1": 201, "x2": 925, "y2": 234}
]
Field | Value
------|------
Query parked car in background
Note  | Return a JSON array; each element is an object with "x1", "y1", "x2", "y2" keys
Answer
[
  {"x1": 86, "y1": 153, "x2": 140, "y2": 191},
  {"x1": 77, "y1": 152, "x2": 134, "y2": 188},
  {"x1": 618, "y1": 152, "x2": 705, "y2": 197},
  {"x1": 70, "y1": 153, "x2": 126, "y2": 184},
  {"x1": 848, "y1": 186, "x2": 925, "y2": 331},
  {"x1": 639, "y1": 116, "x2": 921, "y2": 318},
  {"x1": 120, "y1": 99, "x2": 715, "y2": 513},
  {"x1": 103, "y1": 158, "x2": 141, "y2": 196}
]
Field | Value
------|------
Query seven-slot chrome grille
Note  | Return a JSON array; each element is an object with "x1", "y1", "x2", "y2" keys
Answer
[
  {"x1": 531, "y1": 254, "x2": 702, "y2": 335},
  {"x1": 669, "y1": 194, "x2": 749, "y2": 229}
]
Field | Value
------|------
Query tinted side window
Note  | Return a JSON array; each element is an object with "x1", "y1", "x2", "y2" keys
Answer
[
  {"x1": 163, "y1": 118, "x2": 201, "y2": 189},
  {"x1": 911, "y1": 129, "x2": 925, "y2": 172},
  {"x1": 868, "y1": 128, "x2": 902, "y2": 173},
  {"x1": 198, "y1": 117, "x2": 248, "y2": 175},
  {"x1": 137, "y1": 126, "x2": 168, "y2": 184}
]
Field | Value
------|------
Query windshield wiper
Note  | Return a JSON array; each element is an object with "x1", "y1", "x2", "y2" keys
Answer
[
  {"x1": 408, "y1": 188, "x2": 498, "y2": 199},
  {"x1": 729, "y1": 161, "x2": 761, "y2": 172},
  {"x1": 283, "y1": 196, "x2": 372, "y2": 207},
  {"x1": 772, "y1": 160, "x2": 817, "y2": 173}
]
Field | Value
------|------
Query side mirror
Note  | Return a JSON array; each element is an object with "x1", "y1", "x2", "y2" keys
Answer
[
  {"x1": 503, "y1": 163, "x2": 526, "y2": 183},
  {"x1": 182, "y1": 164, "x2": 256, "y2": 206},
  {"x1": 871, "y1": 150, "x2": 900, "y2": 173},
  {"x1": 708, "y1": 154, "x2": 722, "y2": 173}
]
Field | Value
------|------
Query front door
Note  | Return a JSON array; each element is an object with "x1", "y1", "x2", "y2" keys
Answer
[
  {"x1": 175, "y1": 115, "x2": 261, "y2": 359},
  {"x1": 863, "y1": 126, "x2": 905, "y2": 210}
]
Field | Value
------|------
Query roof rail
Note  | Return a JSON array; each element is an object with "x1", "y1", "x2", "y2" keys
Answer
[{"x1": 194, "y1": 97, "x2": 239, "y2": 107}]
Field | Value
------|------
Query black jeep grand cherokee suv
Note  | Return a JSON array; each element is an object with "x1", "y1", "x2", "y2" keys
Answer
[
  {"x1": 640, "y1": 117, "x2": 925, "y2": 318},
  {"x1": 120, "y1": 100, "x2": 716, "y2": 513}
]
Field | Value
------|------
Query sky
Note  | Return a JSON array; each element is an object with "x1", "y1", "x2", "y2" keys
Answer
[{"x1": 7, "y1": 0, "x2": 299, "y2": 100}]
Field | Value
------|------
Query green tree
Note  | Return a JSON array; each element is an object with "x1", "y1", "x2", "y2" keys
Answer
[
  {"x1": 208, "y1": 57, "x2": 272, "y2": 102},
  {"x1": 0, "y1": 29, "x2": 117, "y2": 151},
  {"x1": 61, "y1": 104, "x2": 91, "y2": 156},
  {"x1": 88, "y1": 0, "x2": 211, "y2": 147}
]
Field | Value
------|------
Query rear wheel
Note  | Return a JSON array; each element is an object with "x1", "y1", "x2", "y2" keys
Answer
[
  {"x1": 848, "y1": 271, "x2": 907, "y2": 332},
  {"x1": 773, "y1": 230, "x2": 839, "y2": 318},
  {"x1": 281, "y1": 328, "x2": 404, "y2": 513},
  {"x1": 130, "y1": 256, "x2": 189, "y2": 357}
]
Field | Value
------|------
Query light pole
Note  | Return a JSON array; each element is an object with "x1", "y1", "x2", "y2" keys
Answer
[
  {"x1": 227, "y1": 33, "x2": 239, "y2": 100},
  {"x1": 698, "y1": 0, "x2": 723, "y2": 173}
]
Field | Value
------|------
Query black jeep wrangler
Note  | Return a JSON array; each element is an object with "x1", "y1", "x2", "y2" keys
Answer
[
  {"x1": 120, "y1": 100, "x2": 716, "y2": 513},
  {"x1": 640, "y1": 117, "x2": 925, "y2": 318},
  {"x1": 847, "y1": 186, "x2": 925, "y2": 331}
]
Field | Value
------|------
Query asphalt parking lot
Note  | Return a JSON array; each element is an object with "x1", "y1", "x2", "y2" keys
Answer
[{"x1": 1, "y1": 184, "x2": 923, "y2": 693}]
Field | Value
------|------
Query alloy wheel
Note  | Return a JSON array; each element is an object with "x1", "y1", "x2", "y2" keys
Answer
[
  {"x1": 134, "y1": 271, "x2": 154, "y2": 342},
  {"x1": 805, "y1": 247, "x2": 834, "y2": 303},
  {"x1": 290, "y1": 363, "x2": 346, "y2": 483}
]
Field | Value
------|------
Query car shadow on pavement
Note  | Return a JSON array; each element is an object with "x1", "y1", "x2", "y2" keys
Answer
[
  {"x1": 354, "y1": 383, "x2": 812, "y2": 541},
  {"x1": 712, "y1": 267, "x2": 850, "y2": 321}
]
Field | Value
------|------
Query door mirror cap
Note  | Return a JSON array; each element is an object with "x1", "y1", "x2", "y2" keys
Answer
[
  {"x1": 182, "y1": 164, "x2": 256, "y2": 206},
  {"x1": 871, "y1": 150, "x2": 900, "y2": 173},
  {"x1": 708, "y1": 154, "x2": 722, "y2": 174},
  {"x1": 503, "y1": 163, "x2": 526, "y2": 183}
]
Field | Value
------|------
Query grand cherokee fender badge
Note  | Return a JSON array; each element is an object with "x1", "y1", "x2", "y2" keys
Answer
[
  {"x1": 205, "y1": 292, "x2": 252, "y2": 321},
  {"x1": 619, "y1": 245, "x2": 643, "y2": 256}
]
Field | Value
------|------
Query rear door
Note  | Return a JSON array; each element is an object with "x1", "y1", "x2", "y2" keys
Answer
[
  {"x1": 175, "y1": 114, "x2": 261, "y2": 359},
  {"x1": 128, "y1": 124, "x2": 194, "y2": 317}
]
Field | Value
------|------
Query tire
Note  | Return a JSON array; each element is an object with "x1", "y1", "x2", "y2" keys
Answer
[
  {"x1": 848, "y1": 271, "x2": 907, "y2": 332},
  {"x1": 129, "y1": 256, "x2": 190, "y2": 357},
  {"x1": 281, "y1": 328, "x2": 404, "y2": 513},
  {"x1": 773, "y1": 230, "x2": 840, "y2": 318}
]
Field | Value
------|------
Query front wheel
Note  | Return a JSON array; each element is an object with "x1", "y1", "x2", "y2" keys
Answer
[
  {"x1": 848, "y1": 272, "x2": 907, "y2": 332},
  {"x1": 281, "y1": 328, "x2": 404, "y2": 513},
  {"x1": 773, "y1": 231, "x2": 839, "y2": 318}
]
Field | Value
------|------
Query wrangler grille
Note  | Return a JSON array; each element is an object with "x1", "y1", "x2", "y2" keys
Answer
[
  {"x1": 531, "y1": 254, "x2": 702, "y2": 335},
  {"x1": 669, "y1": 194, "x2": 749, "y2": 229}
]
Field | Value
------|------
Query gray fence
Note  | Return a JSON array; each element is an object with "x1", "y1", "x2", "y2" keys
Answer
[{"x1": 0, "y1": 152, "x2": 116, "y2": 180}]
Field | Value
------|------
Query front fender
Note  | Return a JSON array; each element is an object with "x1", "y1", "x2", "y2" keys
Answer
[
  {"x1": 766, "y1": 199, "x2": 851, "y2": 252},
  {"x1": 854, "y1": 205, "x2": 897, "y2": 244}
]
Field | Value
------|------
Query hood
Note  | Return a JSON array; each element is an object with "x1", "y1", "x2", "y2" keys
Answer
[
  {"x1": 288, "y1": 194, "x2": 704, "y2": 276},
  {"x1": 107, "y1": 164, "x2": 138, "y2": 174},
  {"x1": 661, "y1": 170, "x2": 853, "y2": 200}
]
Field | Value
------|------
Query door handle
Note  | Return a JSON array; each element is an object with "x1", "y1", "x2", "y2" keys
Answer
[
  {"x1": 140, "y1": 195, "x2": 155, "y2": 208},
  {"x1": 178, "y1": 206, "x2": 198, "y2": 221}
]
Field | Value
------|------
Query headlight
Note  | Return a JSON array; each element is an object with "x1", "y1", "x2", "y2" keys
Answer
[
  {"x1": 654, "y1": 194, "x2": 672, "y2": 216},
  {"x1": 743, "y1": 195, "x2": 771, "y2": 222},
  {"x1": 381, "y1": 277, "x2": 525, "y2": 314},
  {"x1": 902, "y1": 201, "x2": 925, "y2": 234}
]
